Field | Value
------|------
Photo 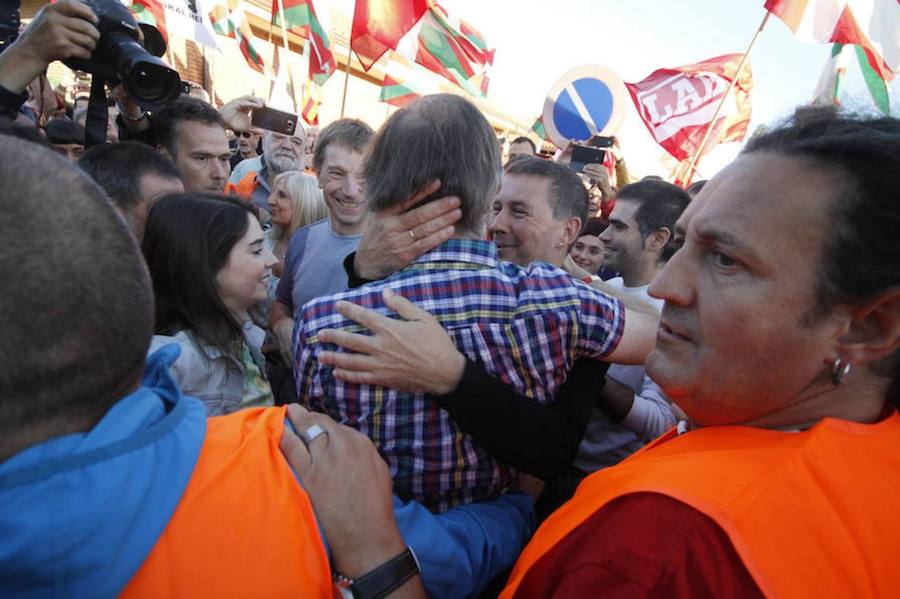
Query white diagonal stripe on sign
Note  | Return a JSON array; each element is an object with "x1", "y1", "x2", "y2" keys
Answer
[{"x1": 564, "y1": 82, "x2": 598, "y2": 136}]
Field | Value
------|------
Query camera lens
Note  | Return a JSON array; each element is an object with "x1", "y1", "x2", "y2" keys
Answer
[
  {"x1": 126, "y1": 61, "x2": 181, "y2": 104},
  {"x1": 103, "y1": 31, "x2": 182, "y2": 110}
]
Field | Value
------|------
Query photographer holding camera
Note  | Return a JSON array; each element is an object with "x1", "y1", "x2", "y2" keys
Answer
[{"x1": 0, "y1": 0, "x2": 99, "y2": 123}]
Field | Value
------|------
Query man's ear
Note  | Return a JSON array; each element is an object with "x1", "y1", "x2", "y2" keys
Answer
[
  {"x1": 836, "y1": 288, "x2": 900, "y2": 366},
  {"x1": 157, "y1": 145, "x2": 173, "y2": 162},
  {"x1": 645, "y1": 227, "x2": 671, "y2": 254},
  {"x1": 560, "y1": 216, "x2": 582, "y2": 248}
]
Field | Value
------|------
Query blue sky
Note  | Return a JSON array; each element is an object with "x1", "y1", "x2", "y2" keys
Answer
[{"x1": 442, "y1": 0, "x2": 898, "y2": 178}]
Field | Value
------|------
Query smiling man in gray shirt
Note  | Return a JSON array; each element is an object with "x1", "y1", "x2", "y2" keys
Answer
[{"x1": 270, "y1": 119, "x2": 374, "y2": 364}]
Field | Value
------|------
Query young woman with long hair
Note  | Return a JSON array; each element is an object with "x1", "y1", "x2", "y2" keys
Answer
[{"x1": 143, "y1": 193, "x2": 277, "y2": 416}]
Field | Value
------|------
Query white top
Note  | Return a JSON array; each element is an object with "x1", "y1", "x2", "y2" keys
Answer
[{"x1": 574, "y1": 277, "x2": 676, "y2": 472}]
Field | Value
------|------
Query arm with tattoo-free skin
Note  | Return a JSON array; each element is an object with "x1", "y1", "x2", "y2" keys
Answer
[
  {"x1": 279, "y1": 405, "x2": 534, "y2": 598},
  {"x1": 316, "y1": 289, "x2": 610, "y2": 479},
  {"x1": 0, "y1": 1, "x2": 99, "y2": 96},
  {"x1": 280, "y1": 405, "x2": 425, "y2": 599}
]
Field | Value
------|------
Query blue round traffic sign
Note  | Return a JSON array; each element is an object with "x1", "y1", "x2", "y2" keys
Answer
[{"x1": 543, "y1": 66, "x2": 628, "y2": 149}]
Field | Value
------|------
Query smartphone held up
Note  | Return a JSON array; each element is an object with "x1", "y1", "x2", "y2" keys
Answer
[{"x1": 250, "y1": 106, "x2": 297, "y2": 136}]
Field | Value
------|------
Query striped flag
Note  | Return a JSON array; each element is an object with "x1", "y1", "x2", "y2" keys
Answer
[
  {"x1": 127, "y1": 0, "x2": 168, "y2": 44},
  {"x1": 412, "y1": 5, "x2": 484, "y2": 95},
  {"x1": 271, "y1": 0, "x2": 336, "y2": 85},
  {"x1": 854, "y1": 44, "x2": 890, "y2": 114},
  {"x1": 460, "y1": 20, "x2": 494, "y2": 97},
  {"x1": 210, "y1": 0, "x2": 267, "y2": 75},
  {"x1": 531, "y1": 116, "x2": 550, "y2": 142},
  {"x1": 764, "y1": 0, "x2": 898, "y2": 83},
  {"x1": 393, "y1": 3, "x2": 491, "y2": 97},
  {"x1": 379, "y1": 75, "x2": 423, "y2": 108},
  {"x1": 458, "y1": 19, "x2": 495, "y2": 68},
  {"x1": 378, "y1": 55, "x2": 440, "y2": 108},
  {"x1": 812, "y1": 43, "x2": 853, "y2": 106}
]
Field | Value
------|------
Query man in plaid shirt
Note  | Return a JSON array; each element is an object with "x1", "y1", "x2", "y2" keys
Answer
[{"x1": 294, "y1": 94, "x2": 657, "y2": 512}]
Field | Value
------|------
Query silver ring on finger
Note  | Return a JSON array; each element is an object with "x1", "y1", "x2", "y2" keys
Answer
[
  {"x1": 298, "y1": 423, "x2": 329, "y2": 450},
  {"x1": 409, "y1": 229, "x2": 417, "y2": 240}
]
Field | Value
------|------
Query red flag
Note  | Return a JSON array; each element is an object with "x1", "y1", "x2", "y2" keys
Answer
[
  {"x1": 351, "y1": 0, "x2": 429, "y2": 71},
  {"x1": 625, "y1": 54, "x2": 753, "y2": 161}
]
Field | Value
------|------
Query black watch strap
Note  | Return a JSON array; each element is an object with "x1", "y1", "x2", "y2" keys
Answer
[
  {"x1": 0, "y1": 84, "x2": 29, "y2": 120},
  {"x1": 343, "y1": 251, "x2": 376, "y2": 289},
  {"x1": 337, "y1": 547, "x2": 420, "y2": 599}
]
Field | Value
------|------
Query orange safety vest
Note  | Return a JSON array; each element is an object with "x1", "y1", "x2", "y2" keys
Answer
[
  {"x1": 225, "y1": 167, "x2": 318, "y2": 199},
  {"x1": 121, "y1": 406, "x2": 335, "y2": 598},
  {"x1": 503, "y1": 409, "x2": 900, "y2": 598},
  {"x1": 224, "y1": 171, "x2": 259, "y2": 199}
]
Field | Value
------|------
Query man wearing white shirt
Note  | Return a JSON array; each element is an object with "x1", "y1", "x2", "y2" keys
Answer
[{"x1": 575, "y1": 180, "x2": 691, "y2": 471}]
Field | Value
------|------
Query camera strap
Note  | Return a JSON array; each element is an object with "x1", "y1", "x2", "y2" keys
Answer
[{"x1": 84, "y1": 75, "x2": 109, "y2": 149}]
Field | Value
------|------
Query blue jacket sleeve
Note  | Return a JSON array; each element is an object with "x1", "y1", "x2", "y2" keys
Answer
[{"x1": 393, "y1": 492, "x2": 535, "y2": 598}]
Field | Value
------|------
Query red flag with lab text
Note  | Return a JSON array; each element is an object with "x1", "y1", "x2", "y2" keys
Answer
[{"x1": 624, "y1": 53, "x2": 753, "y2": 161}]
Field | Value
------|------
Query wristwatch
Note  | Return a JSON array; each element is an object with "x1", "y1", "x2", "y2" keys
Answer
[{"x1": 334, "y1": 547, "x2": 420, "y2": 599}]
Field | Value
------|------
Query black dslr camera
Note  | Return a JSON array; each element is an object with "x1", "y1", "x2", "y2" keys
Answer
[{"x1": 63, "y1": 0, "x2": 181, "y2": 110}]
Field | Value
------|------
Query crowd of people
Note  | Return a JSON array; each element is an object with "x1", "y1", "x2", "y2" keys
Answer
[{"x1": 2, "y1": 2, "x2": 900, "y2": 598}]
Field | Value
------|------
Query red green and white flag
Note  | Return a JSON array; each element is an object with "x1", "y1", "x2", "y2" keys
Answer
[
  {"x1": 351, "y1": 0, "x2": 430, "y2": 71},
  {"x1": 458, "y1": 19, "x2": 495, "y2": 69},
  {"x1": 210, "y1": 0, "x2": 267, "y2": 75},
  {"x1": 460, "y1": 20, "x2": 494, "y2": 96},
  {"x1": 812, "y1": 43, "x2": 854, "y2": 106},
  {"x1": 379, "y1": 75, "x2": 423, "y2": 108},
  {"x1": 764, "y1": 0, "x2": 898, "y2": 83},
  {"x1": 531, "y1": 116, "x2": 550, "y2": 142},
  {"x1": 271, "y1": 0, "x2": 336, "y2": 86},
  {"x1": 411, "y1": 5, "x2": 479, "y2": 94},
  {"x1": 379, "y1": 55, "x2": 440, "y2": 107},
  {"x1": 127, "y1": 0, "x2": 168, "y2": 44},
  {"x1": 120, "y1": 0, "x2": 219, "y2": 50},
  {"x1": 393, "y1": 3, "x2": 490, "y2": 97},
  {"x1": 854, "y1": 44, "x2": 891, "y2": 114}
]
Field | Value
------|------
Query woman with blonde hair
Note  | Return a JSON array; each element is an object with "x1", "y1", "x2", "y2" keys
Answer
[
  {"x1": 261, "y1": 171, "x2": 328, "y2": 402},
  {"x1": 266, "y1": 171, "x2": 328, "y2": 278}
]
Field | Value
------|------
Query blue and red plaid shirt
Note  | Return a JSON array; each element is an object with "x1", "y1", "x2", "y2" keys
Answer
[{"x1": 294, "y1": 239, "x2": 625, "y2": 512}]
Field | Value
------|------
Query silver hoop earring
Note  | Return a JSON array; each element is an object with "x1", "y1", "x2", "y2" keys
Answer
[{"x1": 832, "y1": 357, "x2": 851, "y2": 386}]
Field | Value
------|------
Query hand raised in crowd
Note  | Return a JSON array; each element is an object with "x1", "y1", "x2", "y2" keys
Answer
[
  {"x1": 110, "y1": 83, "x2": 150, "y2": 130},
  {"x1": 555, "y1": 139, "x2": 581, "y2": 164},
  {"x1": 318, "y1": 288, "x2": 466, "y2": 395},
  {"x1": 218, "y1": 95, "x2": 265, "y2": 132},
  {"x1": 280, "y1": 404, "x2": 424, "y2": 597},
  {"x1": 0, "y1": 0, "x2": 100, "y2": 94},
  {"x1": 353, "y1": 180, "x2": 462, "y2": 280},
  {"x1": 582, "y1": 163, "x2": 610, "y2": 186}
]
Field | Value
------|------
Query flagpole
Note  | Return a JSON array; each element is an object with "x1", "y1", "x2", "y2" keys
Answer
[
  {"x1": 340, "y1": 49, "x2": 353, "y2": 118},
  {"x1": 340, "y1": 0, "x2": 355, "y2": 117},
  {"x1": 275, "y1": 0, "x2": 300, "y2": 114},
  {"x1": 682, "y1": 10, "x2": 770, "y2": 187}
]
